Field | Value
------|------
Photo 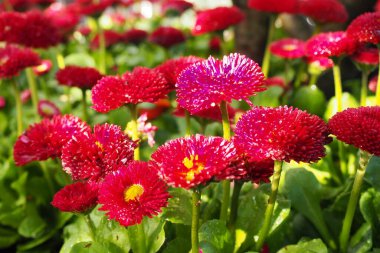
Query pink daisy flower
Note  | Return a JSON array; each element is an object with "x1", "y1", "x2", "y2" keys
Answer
[
  {"x1": 234, "y1": 106, "x2": 331, "y2": 163},
  {"x1": 351, "y1": 46, "x2": 379, "y2": 66},
  {"x1": 176, "y1": 53, "x2": 265, "y2": 114},
  {"x1": 56, "y1": 66, "x2": 103, "y2": 90},
  {"x1": 248, "y1": 0, "x2": 297, "y2": 13},
  {"x1": 98, "y1": 161, "x2": 169, "y2": 227},
  {"x1": 150, "y1": 134, "x2": 237, "y2": 189},
  {"x1": 269, "y1": 38, "x2": 305, "y2": 59},
  {"x1": 32, "y1": 60, "x2": 53, "y2": 76},
  {"x1": 347, "y1": 12, "x2": 380, "y2": 45},
  {"x1": 298, "y1": 0, "x2": 348, "y2": 23},
  {"x1": 62, "y1": 123, "x2": 136, "y2": 182},
  {"x1": 38, "y1": 100, "x2": 61, "y2": 118},
  {"x1": 162, "y1": 0, "x2": 193, "y2": 16}
]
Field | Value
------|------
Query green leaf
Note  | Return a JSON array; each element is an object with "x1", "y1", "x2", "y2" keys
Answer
[
  {"x1": 364, "y1": 156, "x2": 380, "y2": 191},
  {"x1": 284, "y1": 169, "x2": 336, "y2": 250},
  {"x1": 277, "y1": 238, "x2": 328, "y2": 253},
  {"x1": 199, "y1": 220, "x2": 233, "y2": 253},
  {"x1": 64, "y1": 53, "x2": 96, "y2": 67},
  {"x1": 69, "y1": 241, "x2": 110, "y2": 253},
  {"x1": 360, "y1": 188, "x2": 380, "y2": 231},
  {"x1": 0, "y1": 226, "x2": 20, "y2": 248},
  {"x1": 18, "y1": 203, "x2": 47, "y2": 238},
  {"x1": 162, "y1": 238, "x2": 191, "y2": 253},
  {"x1": 348, "y1": 223, "x2": 372, "y2": 253},
  {"x1": 162, "y1": 188, "x2": 192, "y2": 225},
  {"x1": 324, "y1": 92, "x2": 359, "y2": 120}
]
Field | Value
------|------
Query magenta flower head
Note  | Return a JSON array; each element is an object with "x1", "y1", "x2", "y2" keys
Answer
[
  {"x1": 92, "y1": 67, "x2": 169, "y2": 113},
  {"x1": 13, "y1": 115, "x2": 90, "y2": 166},
  {"x1": 269, "y1": 38, "x2": 305, "y2": 59},
  {"x1": 176, "y1": 53, "x2": 265, "y2": 114},
  {"x1": 347, "y1": 12, "x2": 380, "y2": 45},
  {"x1": 98, "y1": 161, "x2": 169, "y2": 227},
  {"x1": 328, "y1": 106, "x2": 380, "y2": 156},
  {"x1": 305, "y1": 31, "x2": 357, "y2": 59},
  {"x1": 155, "y1": 56, "x2": 203, "y2": 89},
  {"x1": 150, "y1": 134, "x2": 237, "y2": 189},
  {"x1": 298, "y1": 0, "x2": 348, "y2": 23},
  {"x1": 0, "y1": 45, "x2": 40, "y2": 79},
  {"x1": 352, "y1": 46, "x2": 379, "y2": 66},
  {"x1": 192, "y1": 6, "x2": 245, "y2": 36},
  {"x1": 162, "y1": 0, "x2": 193, "y2": 16},
  {"x1": 149, "y1": 26, "x2": 186, "y2": 48},
  {"x1": 56, "y1": 66, "x2": 103, "y2": 90},
  {"x1": 234, "y1": 106, "x2": 331, "y2": 163},
  {"x1": 38, "y1": 100, "x2": 61, "y2": 118},
  {"x1": 44, "y1": 3, "x2": 81, "y2": 37},
  {"x1": 62, "y1": 123, "x2": 137, "y2": 182},
  {"x1": 248, "y1": 0, "x2": 297, "y2": 14},
  {"x1": 52, "y1": 181, "x2": 99, "y2": 213},
  {"x1": 123, "y1": 29, "x2": 148, "y2": 45}
]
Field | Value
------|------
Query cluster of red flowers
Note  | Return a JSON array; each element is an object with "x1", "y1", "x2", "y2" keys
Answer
[{"x1": 0, "y1": 45, "x2": 40, "y2": 78}]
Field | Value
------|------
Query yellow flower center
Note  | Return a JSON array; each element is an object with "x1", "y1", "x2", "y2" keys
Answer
[
  {"x1": 124, "y1": 184, "x2": 144, "y2": 202},
  {"x1": 95, "y1": 141, "x2": 104, "y2": 151},
  {"x1": 283, "y1": 44, "x2": 297, "y2": 51},
  {"x1": 182, "y1": 155, "x2": 205, "y2": 181},
  {"x1": 35, "y1": 64, "x2": 48, "y2": 72}
]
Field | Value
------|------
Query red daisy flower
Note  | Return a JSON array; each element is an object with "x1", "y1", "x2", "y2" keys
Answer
[
  {"x1": 369, "y1": 76, "x2": 378, "y2": 93},
  {"x1": 264, "y1": 76, "x2": 286, "y2": 88},
  {"x1": 176, "y1": 53, "x2": 265, "y2": 114},
  {"x1": 51, "y1": 181, "x2": 99, "y2": 213},
  {"x1": 352, "y1": 46, "x2": 379, "y2": 66},
  {"x1": 0, "y1": 45, "x2": 40, "y2": 79},
  {"x1": 56, "y1": 66, "x2": 103, "y2": 89},
  {"x1": 155, "y1": 56, "x2": 203, "y2": 89},
  {"x1": 162, "y1": 0, "x2": 193, "y2": 16},
  {"x1": 62, "y1": 123, "x2": 136, "y2": 182},
  {"x1": 298, "y1": 0, "x2": 348, "y2": 23},
  {"x1": 98, "y1": 161, "x2": 169, "y2": 227},
  {"x1": 234, "y1": 106, "x2": 331, "y2": 163},
  {"x1": 149, "y1": 26, "x2": 186, "y2": 48},
  {"x1": 32, "y1": 60, "x2": 52, "y2": 76},
  {"x1": 38, "y1": 100, "x2": 61, "y2": 118},
  {"x1": 70, "y1": 0, "x2": 116, "y2": 16},
  {"x1": 307, "y1": 57, "x2": 334, "y2": 70},
  {"x1": 347, "y1": 12, "x2": 380, "y2": 45},
  {"x1": 305, "y1": 31, "x2": 357, "y2": 58},
  {"x1": 90, "y1": 30, "x2": 122, "y2": 49},
  {"x1": 192, "y1": 6, "x2": 245, "y2": 35},
  {"x1": 13, "y1": 115, "x2": 90, "y2": 166},
  {"x1": 92, "y1": 67, "x2": 169, "y2": 113},
  {"x1": 123, "y1": 29, "x2": 148, "y2": 45},
  {"x1": 247, "y1": 0, "x2": 297, "y2": 14},
  {"x1": 150, "y1": 134, "x2": 237, "y2": 189},
  {"x1": 0, "y1": 96, "x2": 5, "y2": 109},
  {"x1": 328, "y1": 106, "x2": 380, "y2": 156},
  {"x1": 44, "y1": 3, "x2": 81, "y2": 37},
  {"x1": 269, "y1": 38, "x2": 305, "y2": 59}
]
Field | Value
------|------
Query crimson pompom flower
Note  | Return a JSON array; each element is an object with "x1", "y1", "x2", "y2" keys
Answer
[
  {"x1": 38, "y1": 100, "x2": 61, "y2": 118},
  {"x1": 305, "y1": 31, "x2": 357, "y2": 58},
  {"x1": 297, "y1": 0, "x2": 348, "y2": 23},
  {"x1": 149, "y1": 26, "x2": 186, "y2": 48},
  {"x1": 90, "y1": 30, "x2": 122, "y2": 49},
  {"x1": 328, "y1": 106, "x2": 380, "y2": 156},
  {"x1": 98, "y1": 161, "x2": 169, "y2": 227},
  {"x1": 0, "y1": 96, "x2": 5, "y2": 109},
  {"x1": 123, "y1": 29, "x2": 148, "y2": 45},
  {"x1": 32, "y1": 60, "x2": 52, "y2": 76},
  {"x1": 269, "y1": 38, "x2": 305, "y2": 59},
  {"x1": 44, "y1": 3, "x2": 81, "y2": 37},
  {"x1": 92, "y1": 67, "x2": 169, "y2": 113},
  {"x1": 155, "y1": 56, "x2": 203, "y2": 89},
  {"x1": 234, "y1": 106, "x2": 331, "y2": 163},
  {"x1": 369, "y1": 76, "x2": 378, "y2": 93},
  {"x1": 62, "y1": 124, "x2": 136, "y2": 182},
  {"x1": 56, "y1": 66, "x2": 103, "y2": 89},
  {"x1": 247, "y1": 0, "x2": 297, "y2": 13},
  {"x1": 13, "y1": 115, "x2": 90, "y2": 166},
  {"x1": 70, "y1": 0, "x2": 116, "y2": 16},
  {"x1": 51, "y1": 181, "x2": 99, "y2": 213},
  {"x1": 0, "y1": 45, "x2": 40, "y2": 79},
  {"x1": 192, "y1": 6, "x2": 244, "y2": 35},
  {"x1": 347, "y1": 12, "x2": 380, "y2": 45},
  {"x1": 150, "y1": 134, "x2": 237, "y2": 189},
  {"x1": 162, "y1": 0, "x2": 193, "y2": 16},
  {"x1": 176, "y1": 53, "x2": 265, "y2": 114},
  {"x1": 352, "y1": 46, "x2": 379, "y2": 66}
]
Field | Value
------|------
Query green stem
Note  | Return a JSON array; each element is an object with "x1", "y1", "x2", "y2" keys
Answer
[
  {"x1": 338, "y1": 141, "x2": 347, "y2": 177},
  {"x1": 129, "y1": 104, "x2": 140, "y2": 160},
  {"x1": 97, "y1": 20, "x2": 106, "y2": 74},
  {"x1": 191, "y1": 189, "x2": 201, "y2": 253},
  {"x1": 81, "y1": 89, "x2": 88, "y2": 122},
  {"x1": 39, "y1": 162, "x2": 55, "y2": 196},
  {"x1": 255, "y1": 161, "x2": 283, "y2": 251},
  {"x1": 294, "y1": 62, "x2": 306, "y2": 89},
  {"x1": 332, "y1": 63, "x2": 343, "y2": 112},
  {"x1": 284, "y1": 60, "x2": 290, "y2": 86},
  {"x1": 39, "y1": 77, "x2": 49, "y2": 98},
  {"x1": 308, "y1": 74, "x2": 319, "y2": 86},
  {"x1": 220, "y1": 101, "x2": 231, "y2": 222},
  {"x1": 360, "y1": 71, "x2": 369, "y2": 106},
  {"x1": 137, "y1": 222, "x2": 147, "y2": 253},
  {"x1": 228, "y1": 181, "x2": 243, "y2": 228},
  {"x1": 376, "y1": 49, "x2": 380, "y2": 105},
  {"x1": 12, "y1": 80, "x2": 23, "y2": 135},
  {"x1": 339, "y1": 151, "x2": 370, "y2": 253},
  {"x1": 25, "y1": 68, "x2": 40, "y2": 121},
  {"x1": 261, "y1": 15, "x2": 276, "y2": 77},
  {"x1": 185, "y1": 110, "x2": 191, "y2": 136},
  {"x1": 83, "y1": 214, "x2": 96, "y2": 240}
]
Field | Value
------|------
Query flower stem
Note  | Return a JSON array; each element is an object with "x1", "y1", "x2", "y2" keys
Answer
[
  {"x1": 228, "y1": 181, "x2": 243, "y2": 229},
  {"x1": 185, "y1": 110, "x2": 191, "y2": 136},
  {"x1": 191, "y1": 188, "x2": 201, "y2": 253},
  {"x1": 25, "y1": 68, "x2": 40, "y2": 121},
  {"x1": 360, "y1": 71, "x2": 369, "y2": 106},
  {"x1": 39, "y1": 162, "x2": 55, "y2": 196},
  {"x1": 83, "y1": 214, "x2": 96, "y2": 240},
  {"x1": 284, "y1": 59, "x2": 290, "y2": 86},
  {"x1": 129, "y1": 104, "x2": 140, "y2": 160},
  {"x1": 294, "y1": 62, "x2": 306, "y2": 89},
  {"x1": 261, "y1": 15, "x2": 276, "y2": 77},
  {"x1": 220, "y1": 101, "x2": 231, "y2": 222},
  {"x1": 12, "y1": 80, "x2": 23, "y2": 135},
  {"x1": 137, "y1": 222, "x2": 147, "y2": 253},
  {"x1": 255, "y1": 160, "x2": 283, "y2": 251},
  {"x1": 332, "y1": 63, "x2": 343, "y2": 112},
  {"x1": 97, "y1": 20, "x2": 106, "y2": 74},
  {"x1": 339, "y1": 151, "x2": 370, "y2": 253},
  {"x1": 81, "y1": 89, "x2": 88, "y2": 122},
  {"x1": 308, "y1": 74, "x2": 319, "y2": 86},
  {"x1": 376, "y1": 49, "x2": 380, "y2": 105}
]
